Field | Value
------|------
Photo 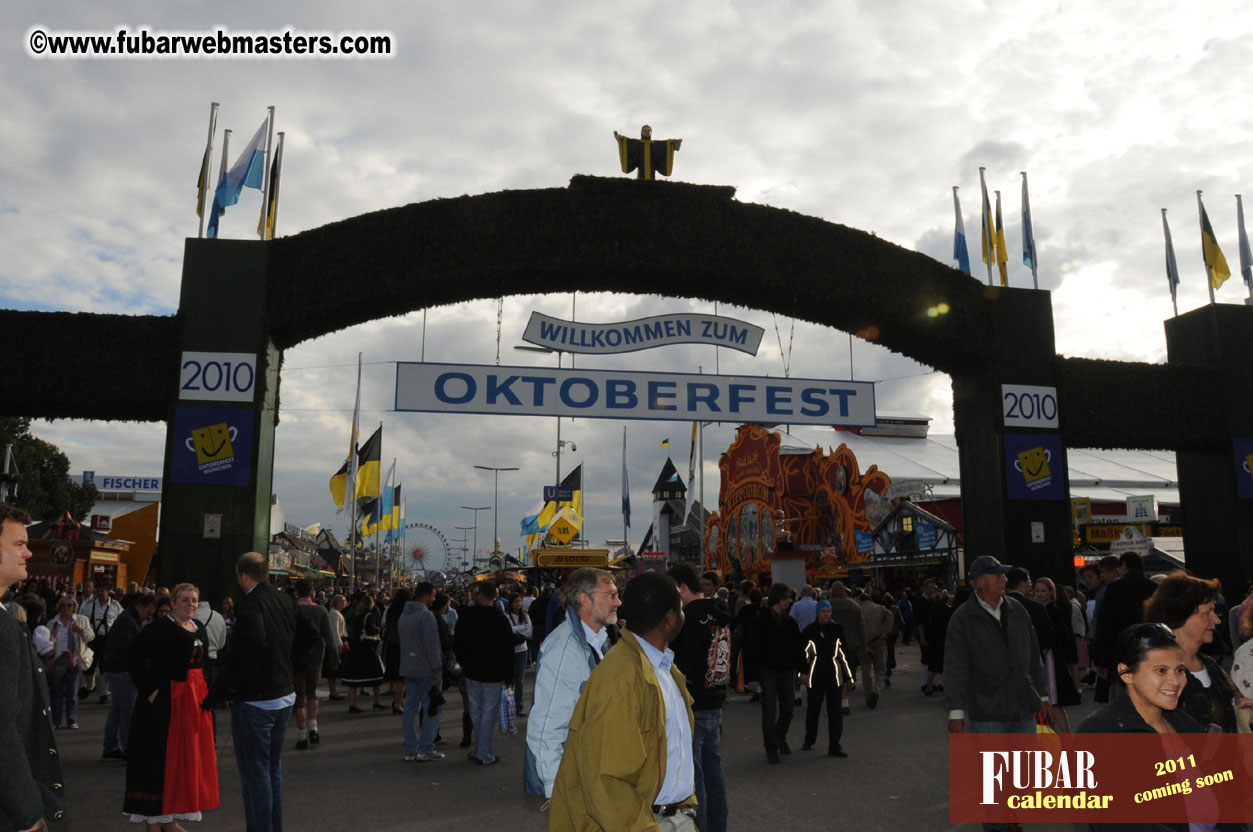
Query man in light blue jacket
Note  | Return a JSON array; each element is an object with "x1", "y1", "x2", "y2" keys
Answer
[
  {"x1": 524, "y1": 567, "x2": 620, "y2": 801},
  {"x1": 399, "y1": 581, "x2": 445, "y2": 762}
]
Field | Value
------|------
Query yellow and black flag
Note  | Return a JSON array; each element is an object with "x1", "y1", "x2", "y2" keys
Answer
[
  {"x1": 994, "y1": 189, "x2": 1010, "y2": 286},
  {"x1": 1198, "y1": 193, "x2": 1231, "y2": 291},
  {"x1": 257, "y1": 131, "x2": 284, "y2": 240},
  {"x1": 359, "y1": 497, "x2": 382, "y2": 536},
  {"x1": 196, "y1": 102, "x2": 219, "y2": 222},
  {"x1": 329, "y1": 457, "x2": 351, "y2": 509},
  {"x1": 355, "y1": 426, "x2": 382, "y2": 501}
]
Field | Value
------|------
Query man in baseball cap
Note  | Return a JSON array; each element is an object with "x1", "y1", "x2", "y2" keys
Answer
[
  {"x1": 943, "y1": 552, "x2": 1050, "y2": 741},
  {"x1": 966, "y1": 555, "x2": 1013, "y2": 580}
]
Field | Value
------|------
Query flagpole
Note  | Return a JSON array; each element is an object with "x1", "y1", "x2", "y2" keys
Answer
[
  {"x1": 348, "y1": 352, "x2": 362, "y2": 596},
  {"x1": 258, "y1": 105, "x2": 275, "y2": 241},
  {"x1": 215, "y1": 128, "x2": 231, "y2": 220},
  {"x1": 1198, "y1": 191, "x2": 1216, "y2": 306},
  {"x1": 979, "y1": 167, "x2": 993, "y2": 286},
  {"x1": 197, "y1": 102, "x2": 219, "y2": 239},
  {"x1": 1021, "y1": 172, "x2": 1038, "y2": 290},
  {"x1": 698, "y1": 419, "x2": 705, "y2": 539},
  {"x1": 623, "y1": 426, "x2": 628, "y2": 559}
]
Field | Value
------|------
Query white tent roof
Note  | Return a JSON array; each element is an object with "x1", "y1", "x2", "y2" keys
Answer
[{"x1": 779, "y1": 426, "x2": 1179, "y2": 505}]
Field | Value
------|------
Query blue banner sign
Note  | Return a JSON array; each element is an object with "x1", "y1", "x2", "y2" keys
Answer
[
  {"x1": 395, "y1": 363, "x2": 876, "y2": 427},
  {"x1": 522, "y1": 312, "x2": 765, "y2": 356},
  {"x1": 854, "y1": 530, "x2": 875, "y2": 554},
  {"x1": 170, "y1": 406, "x2": 254, "y2": 486},
  {"x1": 543, "y1": 486, "x2": 574, "y2": 502},
  {"x1": 915, "y1": 521, "x2": 937, "y2": 550},
  {"x1": 1004, "y1": 433, "x2": 1065, "y2": 501}
]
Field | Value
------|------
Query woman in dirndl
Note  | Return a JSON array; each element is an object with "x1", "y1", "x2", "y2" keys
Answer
[
  {"x1": 123, "y1": 583, "x2": 218, "y2": 831},
  {"x1": 342, "y1": 593, "x2": 386, "y2": 712}
]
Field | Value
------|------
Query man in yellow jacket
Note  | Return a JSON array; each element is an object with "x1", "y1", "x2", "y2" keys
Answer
[{"x1": 549, "y1": 571, "x2": 697, "y2": 831}]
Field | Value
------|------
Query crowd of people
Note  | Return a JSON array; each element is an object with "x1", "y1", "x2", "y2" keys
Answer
[{"x1": 6, "y1": 493, "x2": 1253, "y2": 832}]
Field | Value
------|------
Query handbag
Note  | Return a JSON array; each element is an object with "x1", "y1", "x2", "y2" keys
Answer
[
  {"x1": 45, "y1": 652, "x2": 72, "y2": 688},
  {"x1": 75, "y1": 642, "x2": 94, "y2": 673},
  {"x1": 499, "y1": 687, "x2": 518, "y2": 735},
  {"x1": 427, "y1": 687, "x2": 445, "y2": 716}
]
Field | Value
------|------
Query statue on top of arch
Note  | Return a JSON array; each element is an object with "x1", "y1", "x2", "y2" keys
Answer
[{"x1": 613, "y1": 124, "x2": 682, "y2": 180}]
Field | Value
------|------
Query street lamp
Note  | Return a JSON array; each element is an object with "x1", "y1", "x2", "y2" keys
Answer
[
  {"x1": 460, "y1": 505, "x2": 489, "y2": 566},
  {"x1": 473, "y1": 464, "x2": 519, "y2": 556},
  {"x1": 453, "y1": 527, "x2": 473, "y2": 571},
  {"x1": 513, "y1": 344, "x2": 569, "y2": 484}
]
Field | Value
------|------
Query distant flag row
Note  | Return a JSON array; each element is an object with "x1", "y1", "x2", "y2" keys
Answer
[
  {"x1": 953, "y1": 170, "x2": 1038, "y2": 289},
  {"x1": 1160, "y1": 192, "x2": 1252, "y2": 315},
  {"x1": 195, "y1": 102, "x2": 285, "y2": 241}
]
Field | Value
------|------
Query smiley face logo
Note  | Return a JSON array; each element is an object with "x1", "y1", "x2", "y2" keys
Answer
[
  {"x1": 186, "y1": 422, "x2": 238, "y2": 465},
  {"x1": 1014, "y1": 446, "x2": 1052, "y2": 484}
]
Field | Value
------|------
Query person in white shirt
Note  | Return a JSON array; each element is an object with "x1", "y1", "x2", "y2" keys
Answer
[
  {"x1": 78, "y1": 580, "x2": 122, "y2": 702},
  {"x1": 506, "y1": 593, "x2": 533, "y2": 716},
  {"x1": 47, "y1": 595, "x2": 94, "y2": 729}
]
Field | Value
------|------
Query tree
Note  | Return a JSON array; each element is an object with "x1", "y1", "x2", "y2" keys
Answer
[{"x1": 0, "y1": 418, "x2": 99, "y2": 522}]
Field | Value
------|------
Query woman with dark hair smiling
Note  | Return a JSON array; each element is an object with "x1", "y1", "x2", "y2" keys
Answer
[
  {"x1": 1144, "y1": 573, "x2": 1253, "y2": 733},
  {"x1": 1077, "y1": 623, "x2": 1201, "y2": 735}
]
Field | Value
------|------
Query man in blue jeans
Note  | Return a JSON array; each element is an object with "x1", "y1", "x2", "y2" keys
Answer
[
  {"x1": 206, "y1": 552, "x2": 317, "y2": 832},
  {"x1": 399, "y1": 581, "x2": 444, "y2": 761},
  {"x1": 452, "y1": 580, "x2": 513, "y2": 766},
  {"x1": 668, "y1": 563, "x2": 731, "y2": 832}
]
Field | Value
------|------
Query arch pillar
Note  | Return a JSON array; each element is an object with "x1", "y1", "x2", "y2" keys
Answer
[
  {"x1": 157, "y1": 239, "x2": 280, "y2": 606},
  {"x1": 1166, "y1": 304, "x2": 1253, "y2": 598},
  {"x1": 952, "y1": 288, "x2": 1073, "y2": 587}
]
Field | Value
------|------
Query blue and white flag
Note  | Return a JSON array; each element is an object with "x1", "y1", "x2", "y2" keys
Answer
[
  {"x1": 207, "y1": 118, "x2": 268, "y2": 238},
  {"x1": 1237, "y1": 195, "x2": 1252, "y2": 289},
  {"x1": 1021, "y1": 173, "x2": 1037, "y2": 270},
  {"x1": 1162, "y1": 209, "x2": 1180, "y2": 302},
  {"x1": 952, "y1": 186, "x2": 971, "y2": 275}
]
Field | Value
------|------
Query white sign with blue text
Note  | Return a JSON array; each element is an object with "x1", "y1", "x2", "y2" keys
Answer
[
  {"x1": 395, "y1": 363, "x2": 876, "y2": 426},
  {"x1": 1001, "y1": 384, "x2": 1059, "y2": 429},
  {"x1": 179, "y1": 351, "x2": 258, "y2": 403},
  {"x1": 522, "y1": 312, "x2": 765, "y2": 356}
]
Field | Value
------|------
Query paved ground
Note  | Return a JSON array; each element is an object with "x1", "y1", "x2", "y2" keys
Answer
[{"x1": 53, "y1": 643, "x2": 1096, "y2": 831}]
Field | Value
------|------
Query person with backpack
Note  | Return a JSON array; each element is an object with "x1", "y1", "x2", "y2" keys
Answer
[{"x1": 667, "y1": 563, "x2": 732, "y2": 832}]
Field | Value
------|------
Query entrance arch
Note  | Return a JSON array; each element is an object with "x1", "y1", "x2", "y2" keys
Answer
[{"x1": 6, "y1": 174, "x2": 1248, "y2": 602}]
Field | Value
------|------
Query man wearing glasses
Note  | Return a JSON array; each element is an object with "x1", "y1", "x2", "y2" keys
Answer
[{"x1": 525, "y1": 568, "x2": 621, "y2": 804}]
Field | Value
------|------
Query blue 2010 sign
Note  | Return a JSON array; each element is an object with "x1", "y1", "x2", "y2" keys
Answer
[{"x1": 179, "y1": 352, "x2": 258, "y2": 403}]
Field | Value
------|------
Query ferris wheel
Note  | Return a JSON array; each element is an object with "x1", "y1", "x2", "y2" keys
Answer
[{"x1": 401, "y1": 522, "x2": 452, "y2": 575}]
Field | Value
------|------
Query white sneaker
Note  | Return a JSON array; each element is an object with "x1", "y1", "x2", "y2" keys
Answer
[{"x1": 416, "y1": 750, "x2": 446, "y2": 761}]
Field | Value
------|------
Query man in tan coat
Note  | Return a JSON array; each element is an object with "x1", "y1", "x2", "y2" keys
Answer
[
  {"x1": 859, "y1": 590, "x2": 894, "y2": 709},
  {"x1": 549, "y1": 571, "x2": 696, "y2": 831}
]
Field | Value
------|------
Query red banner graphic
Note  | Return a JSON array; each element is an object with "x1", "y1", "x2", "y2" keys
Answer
[{"x1": 949, "y1": 733, "x2": 1253, "y2": 824}]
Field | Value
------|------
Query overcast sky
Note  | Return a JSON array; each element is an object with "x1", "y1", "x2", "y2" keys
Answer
[{"x1": 5, "y1": 0, "x2": 1252, "y2": 571}]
